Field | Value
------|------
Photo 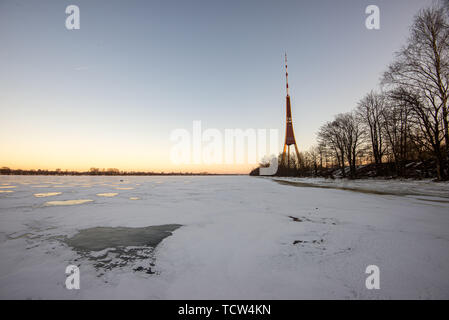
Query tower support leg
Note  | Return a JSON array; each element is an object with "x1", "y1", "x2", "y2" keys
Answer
[
  {"x1": 294, "y1": 144, "x2": 300, "y2": 169},
  {"x1": 282, "y1": 143, "x2": 288, "y2": 167}
]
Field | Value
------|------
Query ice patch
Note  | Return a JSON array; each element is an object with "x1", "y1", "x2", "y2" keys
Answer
[
  {"x1": 96, "y1": 193, "x2": 118, "y2": 197},
  {"x1": 45, "y1": 199, "x2": 93, "y2": 206},
  {"x1": 34, "y1": 192, "x2": 62, "y2": 198}
]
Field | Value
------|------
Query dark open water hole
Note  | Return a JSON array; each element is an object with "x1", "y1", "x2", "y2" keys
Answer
[{"x1": 61, "y1": 224, "x2": 182, "y2": 275}]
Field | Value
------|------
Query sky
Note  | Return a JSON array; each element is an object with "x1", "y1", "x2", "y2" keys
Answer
[{"x1": 0, "y1": 0, "x2": 435, "y2": 173}]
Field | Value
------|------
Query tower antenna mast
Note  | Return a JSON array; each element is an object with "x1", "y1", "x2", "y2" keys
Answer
[{"x1": 285, "y1": 53, "x2": 289, "y2": 96}]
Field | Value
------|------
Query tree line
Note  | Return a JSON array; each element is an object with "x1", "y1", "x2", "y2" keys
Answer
[
  {"x1": 0, "y1": 167, "x2": 227, "y2": 176},
  {"x1": 254, "y1": 3, "x2": 449, "y2": 180}
]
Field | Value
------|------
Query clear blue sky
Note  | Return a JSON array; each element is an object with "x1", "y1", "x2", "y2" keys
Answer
[{"x1": 0, "y1": 0, "x2": 434, "y2": 172}]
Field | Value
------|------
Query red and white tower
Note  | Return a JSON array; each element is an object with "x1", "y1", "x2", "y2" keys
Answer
[{"x1": 281, "y1": 53, "x2": 300, "y2": 167}]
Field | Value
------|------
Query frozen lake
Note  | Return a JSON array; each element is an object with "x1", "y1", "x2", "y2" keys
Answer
[{"x1": 0, "y1": 175, "x2": 448, "y2": 299}]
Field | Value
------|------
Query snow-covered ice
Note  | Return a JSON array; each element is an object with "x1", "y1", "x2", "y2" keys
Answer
[{"x1": 0, "y1": 175, "x2": 448, "y2": 299}]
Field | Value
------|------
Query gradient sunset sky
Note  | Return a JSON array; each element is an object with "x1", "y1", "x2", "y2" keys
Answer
[{"x1": 0, "y1": 0, "x2": 434, "y2": 173}]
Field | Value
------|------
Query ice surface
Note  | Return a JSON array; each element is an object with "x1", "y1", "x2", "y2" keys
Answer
[{"x1": 0, "y1": 175, "x2": 448, "y2": 299}]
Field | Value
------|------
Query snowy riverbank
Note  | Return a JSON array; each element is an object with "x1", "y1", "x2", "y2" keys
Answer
[{"x1": 271, "y1": 177, "x2": 449, "y2": 199}]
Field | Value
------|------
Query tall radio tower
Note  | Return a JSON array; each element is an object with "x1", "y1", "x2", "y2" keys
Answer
[{"x1": 281, "y1": 53, "x2": 300, "y2": 168}]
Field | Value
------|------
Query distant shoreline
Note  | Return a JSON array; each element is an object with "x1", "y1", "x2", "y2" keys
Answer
[
  {"x1": 0, "y1": 173, "x2": 248, "y2": 177},
  {"x1": 0, "y1": 170, "x2": 246, "y2": 176},
  {"x1": 0, "y1": 173, "x2": 245, "y2": 176}
]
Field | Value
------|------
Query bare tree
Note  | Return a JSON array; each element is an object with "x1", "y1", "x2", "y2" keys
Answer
[
  {"x1": 382, "y1": 6, "x2": 449, "y2": 179},
  {"x1": 316, "y1": 142, "x2": 326, "y2": 169},
  {"x1": 307, "y1": 147, "x2": 319, "y2": 176},
  {"x1": 440, "y1": 0, "x2": 449, "y2": 17},
  {"x1": 318, "y1": 120, "x2": 347, "y2": 177},
  {"x1": 337, "y1": 113, "x2": 365, "y2": 178},
  {"x1": 381, "y1": 90, "x2": 413, "y2": 176},
  {"x1": 356, "y1": 91, "x2": 386, "y2": 174},
  {"x1": 317, "y1": 113, "x2": 365, "y2": 178}
]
